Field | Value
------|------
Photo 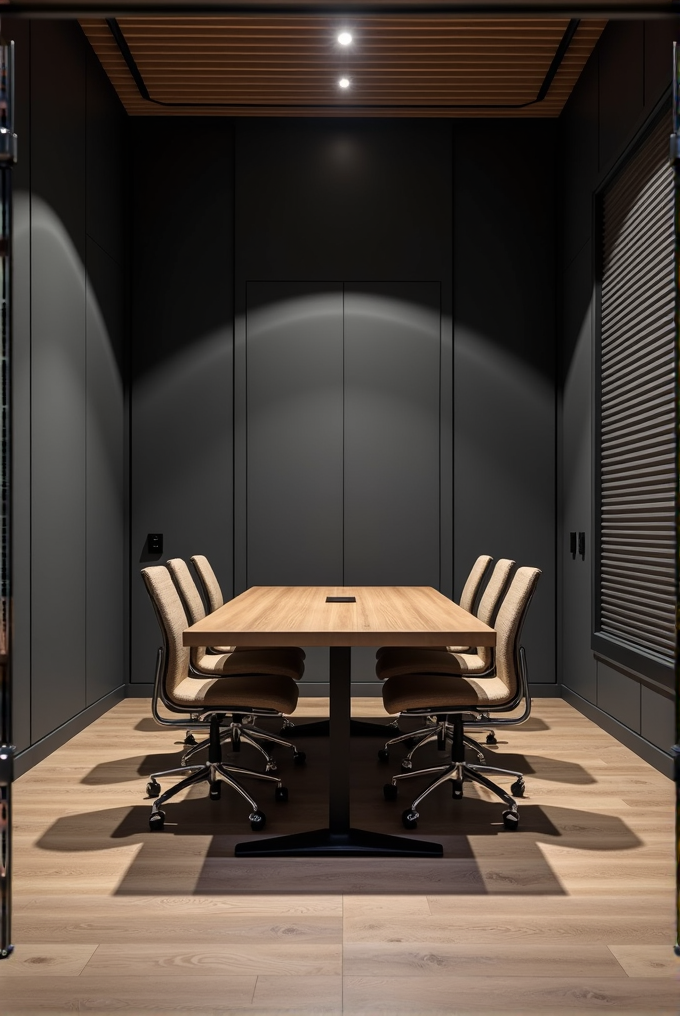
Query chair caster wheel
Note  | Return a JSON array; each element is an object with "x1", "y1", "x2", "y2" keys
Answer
[
  {"x1": 451, "y1": 778, "x2": 463, "y2": 799},
  {"x1": 402, "y1": 809, "x2": 419, "y2": 830},
  {"x1": 486, "y1": 733, "x2": 497, "y2": 745},
  {"x1": 511, "y1": 778, "x2": 525, "y2": 797},
  {"x1": 149, "y1": 810, "x2": 165, "y2": 831},
  {"x1": 265, "y1": 761, "x2": 278, "y2": 774},
  {"x1": 377, "y1": 748, "x2": 390, "y2": 762},
  {"x1": 383, "y1": 783, "x2": 398, "y2": 801},
  {"x1": 275, "y1": 786, "x2": 289, "y2": 802},
  {"x1": 250, "y1": 810, "x2": 267, "y2": 831},
  {"x1": 183, "y1": 732, "x2": 197, "y2": 746},
  {"x1": 209, "y1": 782, "x2": 222, "y2": 800},
  {"x1": 146, "y1": 778, "x2": 161, "y2": 798},
  {"x1": 400, "y1": 758, "x2": 413, "y2": 772},
  {"x1": 293, "y1": 751, "x2": 306, "y2": 766},
  {"x1": 502, "y1": 809, "x2": 519, "y2": 831}
]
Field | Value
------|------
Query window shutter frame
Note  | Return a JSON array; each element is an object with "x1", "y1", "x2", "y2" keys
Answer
[{"x1": 593, "y1": 108, "x2": 677, "y2": 691}]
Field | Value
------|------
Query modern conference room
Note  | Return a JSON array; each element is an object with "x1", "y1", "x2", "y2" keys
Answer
[{"x1": 0, "y1": 2, "x2": 677, "y2": 1012}]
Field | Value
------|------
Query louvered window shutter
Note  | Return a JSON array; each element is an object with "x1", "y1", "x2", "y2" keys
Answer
[{"x1": 597, "y1": 113, "x2": 677, "y2": 675}]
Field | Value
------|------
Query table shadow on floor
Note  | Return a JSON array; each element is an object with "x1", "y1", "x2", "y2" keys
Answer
[{"x1": 36, "y1": 723, "x2": 643, "y2": 898}]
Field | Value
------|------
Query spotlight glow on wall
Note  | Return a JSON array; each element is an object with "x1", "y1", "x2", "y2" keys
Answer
[
  {"x1": 338, "y1": 77, "x2": 351, "y2": 89},
  {"x1": 338, "y1": 32, "x2": 353, "y2": 46}
]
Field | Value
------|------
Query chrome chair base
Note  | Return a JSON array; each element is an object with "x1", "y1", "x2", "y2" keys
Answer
[
  {"x1": 384, "y1": 758, "x2": 522, "y2": 831},
  {"x1": 180, "y1": 716, "x2": 306, "y2": 770},
  {"x1": 379, "y1": 720, "x2": 490, "y2": 769},
  {"x1": 382, "y1": 713, "x2": 525, "y2": 831},
  {"x1": 146, "y1": 713, "x2": 290, "y2": 832}
]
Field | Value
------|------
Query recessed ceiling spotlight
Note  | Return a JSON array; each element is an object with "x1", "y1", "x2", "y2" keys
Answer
[
  {"x1": 338, "y1": 77, "x2": 351, "y2": 89},
  {"x1": 338, "y1": 31, "x2": 353, "y2": 46}
]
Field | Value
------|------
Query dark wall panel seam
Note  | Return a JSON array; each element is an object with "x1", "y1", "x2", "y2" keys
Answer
[
  {"x1": 562, "y1": 235, "x2": 593, "y2": 279},
  {"x1": 85, "y1": 230, "x2": 123, "y2": 271}
]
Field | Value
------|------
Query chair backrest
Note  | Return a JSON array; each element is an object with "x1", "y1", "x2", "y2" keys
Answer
[
  {"x1": 191, "y1": 554, "x2": 224, "y2": 615},
  {"x1": 141, "y1": 565, "x2": 192, "y2": 706},
  {"x1": 166, "y1": 557, "x2": 206, "y2": 624},
  {"x1": 494, "y1": 566, "x2": 541, "y2": 696},
  {"x1": 477, "y1": 559, "x2": 515, "y2": 625},
  {"x1": 458, "y1": 555, "x2": 493, "y2": 614},
  {"x1": 473, "y1": 558, "x2": 515, "y2": 668}
]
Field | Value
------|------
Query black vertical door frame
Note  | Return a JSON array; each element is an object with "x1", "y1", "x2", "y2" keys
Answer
[{"x1": 0, "y1": 37, "x2": 17, "y2": 961}]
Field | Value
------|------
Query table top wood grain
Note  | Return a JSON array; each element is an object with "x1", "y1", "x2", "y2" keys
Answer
[{"x1": 182, "y1": 585, "x2": 496, "y2": 648}]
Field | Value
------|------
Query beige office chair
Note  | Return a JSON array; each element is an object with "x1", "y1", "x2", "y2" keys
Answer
[
  {"x1": 380, "y1": 566, "x2": 541, "y2": 831},
  {"x1": 165, "y1": 557, "x2": 306, "y2": 770},
  {"x1": 376, "y1": 558, "x2": 515, "y2": 767},
  {"x1": 372, "y1": 554, "x2": 495, "y2": 739},
  {"x1": 142, "y1": 565, "x2": 303, "y2": 832},
  {"x1": 167, "y1": 556, "x2": 233, "y2": 655},
  {"x1": 192, "y1": 553, "x2": 327, "y2": 741},
  {"x1": 191, "y1": 553, "x2": 226, "y2": 615},
  {"x1": 458, "y1": 553, "x2": 494, "y2": 614},
  {"x1": 375, "y1": 554, "x2": 493, "y2": 663},
  {"x1": 167, "y1": 557, "x2": 305, "y2": 673}
]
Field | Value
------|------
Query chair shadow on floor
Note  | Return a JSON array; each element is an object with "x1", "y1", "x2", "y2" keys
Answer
[
  {"x1": 39, "y1": 722, "x2": 642, "y2": 898},
  {"x1": 33, "y1": 796, "x2": 642, "y2": 897}
]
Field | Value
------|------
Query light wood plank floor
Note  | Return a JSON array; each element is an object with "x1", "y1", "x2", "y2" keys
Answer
[{"x1": 2, "y1": 697, "x2": 677, "y2": 1014}]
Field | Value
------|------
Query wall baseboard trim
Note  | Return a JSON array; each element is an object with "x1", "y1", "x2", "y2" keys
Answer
[
  {"x1": 126, "y1": 683, "x2": 154, "y2": 697},
  {"x1": 528, "y1": 683, "x2": 561, "y2": 697},
  {"x1": 561, "y1": 685, "x2": 673, "y2": 779},
  {"x1": 14, "y1": 685, "x2": 126, "y2": 778}
]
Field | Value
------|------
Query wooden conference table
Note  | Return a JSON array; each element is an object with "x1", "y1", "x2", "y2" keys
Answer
[{"x1": 183, "y1": 585, "x2": 496, "y2": 858}]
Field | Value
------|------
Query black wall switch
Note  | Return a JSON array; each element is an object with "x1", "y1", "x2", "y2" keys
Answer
[{"x1": 147, "y1": 533, "x2": 163, "y2": 556}]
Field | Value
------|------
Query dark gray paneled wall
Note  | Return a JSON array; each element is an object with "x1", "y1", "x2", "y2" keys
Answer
[
  {"x1": 453, "y1": 120, "x2": 557, "y2": 688},
  {"x1": 343, "y1": 283, "x2": 442, "y2": 587},
  {"x1": 559, "y1": 19, "x2": 678, "y2": 761},
  {"x1": 244, "y1": 281, "x2": 442, "y2": 590},
  {"x1": 130, "y1": 119, "x2": 234, "y2": 684},
  {"x1": 245, "y1": 282, "x2": 345, "y2": 588},
  {"x1": 131, "y1": 119, "x2": 454, "y2": 689},
  {"x1": 132, "y1": 116, "x2": 557, "y2": 693},
  {"x1": 233, "y1": 119, "x2": 454, "y2": 613},
  {"x1": 9, "y1": 20, "x2": 127, "y2": 755},
  {"x1": 236, "y1": 120, "x2": 452, "y2": 689}
]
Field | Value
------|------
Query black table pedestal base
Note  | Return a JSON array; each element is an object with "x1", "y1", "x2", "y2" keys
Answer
[
  {"x1": 244, "y1": 648, "x2": 435, "y2": 859},
  {"x1": 234, "y1": 827, "x2": 442, "y2": 857},
  {"x1": 290, "y1": 718, "x2": 397, "y2": 738}
]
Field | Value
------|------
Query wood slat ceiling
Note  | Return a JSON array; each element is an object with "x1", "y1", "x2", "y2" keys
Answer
[{"x1": 80, "y1": 16, "x2": 607, "y2": 116}]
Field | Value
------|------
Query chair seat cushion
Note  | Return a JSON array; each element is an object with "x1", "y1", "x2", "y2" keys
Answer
[
  {"x1": 193, "y1": 647, "x2": 305, "y2": 680},
  {"x1": 221, "y1": 645, "x2": 307, "y2": 658},
  {"x1": 376, "y1": 647, "x2": 488, "y2": 680},
  {"x1": 170, "y1": 673, "x2": 299, "y2": 713},
  {"x1": 382, "y1": 671, "x2": 512, "y2": 714},
  {"x1": 376, "y1": 645, "x2": 468, "y2": 660}
]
